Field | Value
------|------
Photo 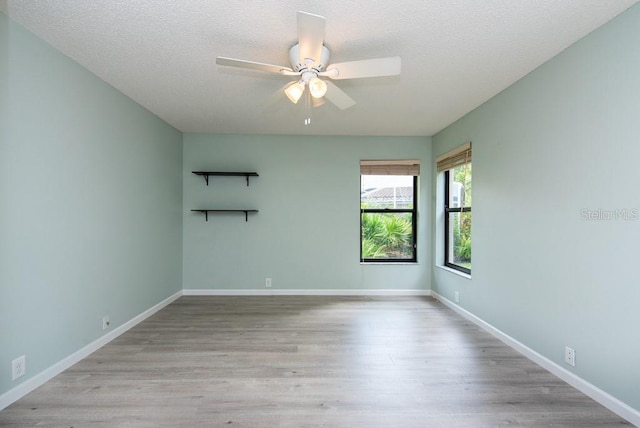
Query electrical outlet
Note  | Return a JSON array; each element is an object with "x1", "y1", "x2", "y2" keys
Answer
[
  {"x1": 12, "y1": 355, "x2": 26, "y2": 381},
  {"x1": 565, "y1": 346, "x2": 576, "y2": 367},
  {"x1": 265, "y1": 278, "x2": 272, "y2": 288},
  {"x1": 102, "y1": 315, "x2": 110, "y2": 331},
  {"x1": 454, "y1": 291, "x2": 460, "y2": 303}
]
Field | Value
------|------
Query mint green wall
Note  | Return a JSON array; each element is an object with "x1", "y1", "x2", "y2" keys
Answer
[
  {"x1": 0, "y1": 14, "x2": 183, "y2": 396},
  {"x1": 432, "y1": 5, "x2": 640, "y2": 412},
  {"x1": 5, "y1": 0, "x2": 637, "y2": 417},
  {"x1": 183, "y1": 134, "x2": 431, "y2": 291}
]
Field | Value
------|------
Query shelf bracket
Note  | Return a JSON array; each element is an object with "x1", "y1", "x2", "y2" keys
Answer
[
  {"x1": 246, "y1": 175, "x2": 250, "y2": 186},
  {"x1": 204, "y1": 174, "x2": 209, "y2": 186},
  {"x1": 191, "y1": 209, "x2": 258, "y2": 222}
]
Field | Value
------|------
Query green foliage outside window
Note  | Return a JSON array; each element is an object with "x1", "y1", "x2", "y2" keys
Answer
[
  {"x1": 452, "y1": 164, "x2": 472, "y2": 268},
  {"x1": 361, "y1": 211, "x2": 413, "y2": 259}
]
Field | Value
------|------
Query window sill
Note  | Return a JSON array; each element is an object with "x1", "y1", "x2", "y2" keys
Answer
[
  {"x1": 436, "y1": 265, "x2": 471, "y2": 279},
  {"x1": 361, "y1": 262, "x2": 419, "y2": 265}
]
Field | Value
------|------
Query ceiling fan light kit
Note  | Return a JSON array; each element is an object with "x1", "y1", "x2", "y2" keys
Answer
[
  {"x1": 284, "y1": 81, "x2": 305, "y2": 104},
  {"x1": 215, "y1": 11, "x2": 401, "y2": 123},
  {"x1": 308, "y1": 76, "x2": 327, "y2": 98}
]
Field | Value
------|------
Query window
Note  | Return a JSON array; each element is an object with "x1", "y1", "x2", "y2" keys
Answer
[
  {"x1": 438, "y1": 143, "x2": 472, "y2": 274},
  {"x1": 360, "y1": 160, "x2": 419, "y2": 262}
]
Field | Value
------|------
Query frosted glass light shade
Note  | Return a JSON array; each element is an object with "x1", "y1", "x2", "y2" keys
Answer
[
  {"x1": 284, "y1": 81, "x2": 305, "y2": 104},
  {"x1": 308, "y1": 77, "x2": 328, "y2": 98}
]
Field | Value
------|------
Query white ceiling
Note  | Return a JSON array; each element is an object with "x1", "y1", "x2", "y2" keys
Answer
[{"x1": 3, "y1": 1, "x2": 638, "y2": 136}]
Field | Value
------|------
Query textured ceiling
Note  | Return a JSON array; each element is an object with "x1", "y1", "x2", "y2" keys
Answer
[{"x1": 2, "y1": 1, "x2": 638, "y2": 136}]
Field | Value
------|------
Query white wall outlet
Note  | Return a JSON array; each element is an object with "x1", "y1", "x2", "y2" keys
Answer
[
  {"x1": 265, "y1": 278, "x2": 272, "y2": 288},
  {"x1": 454, "y1": 291, "x2": 460, "y2": 303},
  {"x1": 12, "y1": 355, "x2": 26, "y2": 381},
  {"x1": 565, "y1": 346, "x2": 576, "y2": 367},
  {"x1": 102, "y1": 315, "x2": 110, "y2": 330}
]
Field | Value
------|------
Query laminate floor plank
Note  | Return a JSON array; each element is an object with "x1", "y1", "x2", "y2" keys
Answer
[{"x1": 0, "y1": 296, "x2": 632, "y2": 427}]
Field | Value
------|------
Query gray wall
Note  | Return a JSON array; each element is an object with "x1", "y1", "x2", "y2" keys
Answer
[
  {"x1": 183, "y1": 134, "x2": 431, "y2": 291},
  {"x1": 0, "y1": 13, "x2": 183, "y2": 396},
  {"x1": 432, "y1": 6, "x2": 640, "y2": 411}
]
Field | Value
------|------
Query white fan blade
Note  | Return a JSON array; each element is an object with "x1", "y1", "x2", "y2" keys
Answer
[
  {"x1": 216, "y1": 57, "x2": 293, "y2": 74},
  {"x1": 323, "y1": 57, "x2": 401, "y2": 80},
  {"x1": 297, "y1": 11, "x2": 325, "y2": 66},
  {"x1": 324, "y1": 81, "x2": 356, "y2": 110}
]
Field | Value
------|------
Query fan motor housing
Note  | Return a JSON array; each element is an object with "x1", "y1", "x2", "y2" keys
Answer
[{"x1": 289, "y1": 44, "x2": 330, "y2": 73}]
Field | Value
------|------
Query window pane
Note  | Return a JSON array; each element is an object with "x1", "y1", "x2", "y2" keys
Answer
[
  {"x1": 447, "y1": 163, "x2": 472, "y2": 208},
  {"x1": 361, "y1": 212, "x2": 414, "y2": 259},
  {"x1": 361, "y1": 175, "x2": 414, "y2": 209},
  {"x1": 447, "y1": 211, "x2": 471, "y2": 269}
]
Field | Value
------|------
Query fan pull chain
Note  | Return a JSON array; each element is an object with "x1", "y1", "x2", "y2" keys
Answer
[{"x1": 304, "y1": 88, "x2": 312, "y2": 125}]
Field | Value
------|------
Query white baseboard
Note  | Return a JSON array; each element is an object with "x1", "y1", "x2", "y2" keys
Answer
[
  {"x1": 0, "y1": 290, "x2": 183, "y2": 411},
  {"x1": 183, "y1": 288, "x2": 431, "y2": 296},
  {"x1": 431, "y1": 291, "x2": 640, "y2": 427}
]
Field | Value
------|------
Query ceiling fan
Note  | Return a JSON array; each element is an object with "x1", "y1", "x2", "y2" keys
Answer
[{"x1": 216, "y1": 11, "x2": 401, "y2": 117}]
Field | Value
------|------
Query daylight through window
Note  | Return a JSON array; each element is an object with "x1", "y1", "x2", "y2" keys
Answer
[
  {"x1": 360, "y1": 160, "x2": 419, "y2": 262},
  {"x1": 438, "y1": 143, "x2": 472, "y2": 274}
]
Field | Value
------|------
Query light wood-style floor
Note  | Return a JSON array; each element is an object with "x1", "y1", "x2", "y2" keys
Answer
[{"x1": 0, "y1": 296, "x2": 632, "y2": 427}]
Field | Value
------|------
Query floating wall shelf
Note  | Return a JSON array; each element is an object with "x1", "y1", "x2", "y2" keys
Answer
[
  {"x1": 192, "y1": 171, "x2": 259, "y2": 186},
  {"x1": 191, "y1": 209, "x2": 258, "y2": 222}
]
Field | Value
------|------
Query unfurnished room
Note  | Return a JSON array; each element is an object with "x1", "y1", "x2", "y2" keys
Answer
[{"x1": 1, "y1": 1, "x2": 639, "y2": 426}]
